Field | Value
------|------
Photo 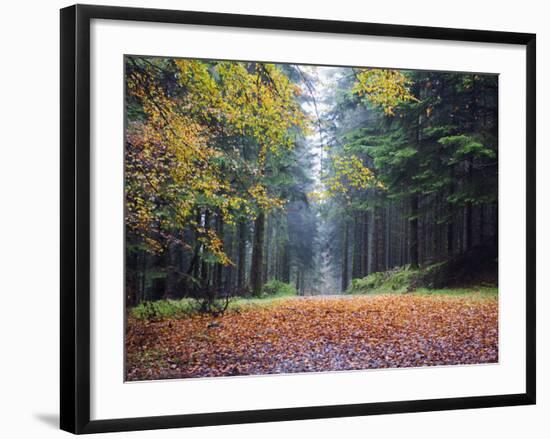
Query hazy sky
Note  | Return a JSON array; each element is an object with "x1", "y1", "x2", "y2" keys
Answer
[{"x1": 297, "y1": 65, "x2": 343, "y2": 187}]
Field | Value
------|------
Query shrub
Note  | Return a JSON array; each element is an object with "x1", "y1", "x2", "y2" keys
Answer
[
  {"x1": 345, "y1": 248, "x2": 497, "y2": 295},
  {"x1": 131, "y1": 298, "x2": 199, "y2": 320},
  {"x1": 347, "y1": 266, "x2": 421, "y2": 294},
  {"x1": 349, "y1": 272, "x2": 387, "y2": 293},
  {"x1": 261, "y1": 279, "x2": 297, "y2": 298}
]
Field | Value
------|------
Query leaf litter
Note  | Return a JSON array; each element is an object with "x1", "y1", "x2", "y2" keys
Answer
[{"x1": 126, "y1": 295, "x2": 498, "y2": 380}]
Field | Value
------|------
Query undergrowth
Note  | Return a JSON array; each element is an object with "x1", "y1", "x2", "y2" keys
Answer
[
  {"x1": 130, "y1": 280, "x2": 297, "y2": 320},
  {"x1": 346, "y1": 263, "x2": 497, "y2": 297}
]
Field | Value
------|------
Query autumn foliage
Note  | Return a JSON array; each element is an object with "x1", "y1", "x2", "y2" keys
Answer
[{"x1": 126, "y1": 294, "x2": 497, "y2": 380}]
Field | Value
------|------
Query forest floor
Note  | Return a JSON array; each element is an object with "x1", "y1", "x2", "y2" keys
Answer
[{"x1": 125, "y1": 290, "x2": 498, "y2": 381}]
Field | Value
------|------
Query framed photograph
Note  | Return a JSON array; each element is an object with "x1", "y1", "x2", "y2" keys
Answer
[{"x1": 60, "y1": 4, "x2": 536, "y2": 434}]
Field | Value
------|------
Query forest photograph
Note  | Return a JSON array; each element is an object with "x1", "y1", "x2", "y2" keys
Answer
[{"x1": 124, "y1": 55, "x2": 499, "y2": 381}]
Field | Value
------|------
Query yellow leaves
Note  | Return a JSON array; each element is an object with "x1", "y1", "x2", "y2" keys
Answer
[
  {"x1": 340, "y1": 155, "x2": 375, "y2": 189},
  {"x1": 126, "y1": 58, "x2": 309, "y2": 260},
  {"x1": 248, "y1": 183, "x2": 285, "y2": 212},
  {"x1": 322, "y1": 153, "x2": 380, "y2": 201},
  {"x1": 197, "y1": 229, "x2": 233, "y2": 266},
  {"x1": 174, "y1": 59, "x2": 309, "y2": 156},
  {"x1": 127, "y1": 65, "x2": 230, "y2": 255},
  {"x1": 352, "y1": 68, "x2": 417, "y2": 116}
]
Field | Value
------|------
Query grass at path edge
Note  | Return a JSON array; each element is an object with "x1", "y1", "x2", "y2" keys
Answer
[{"x1": 129, "y1": 286, "x2": 497, "y2": 320}]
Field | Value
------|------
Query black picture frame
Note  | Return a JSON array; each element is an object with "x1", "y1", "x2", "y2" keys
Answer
[{"x1": 60, "y1": 4, "x2": 536, "y2": 434}]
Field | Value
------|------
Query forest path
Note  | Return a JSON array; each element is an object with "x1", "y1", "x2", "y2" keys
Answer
[{"x1": 126, "y1": 294, "x2": 498, "y2": 381}]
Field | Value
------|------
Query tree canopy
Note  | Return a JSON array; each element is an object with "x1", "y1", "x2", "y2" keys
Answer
[{"x1": 125, "y1": 56, "x2": 498, "y2": 305}]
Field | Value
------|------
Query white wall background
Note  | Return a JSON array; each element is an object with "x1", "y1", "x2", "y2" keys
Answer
[{"x1": 0, "y1": 0, "x2": 546, "y2": 437}]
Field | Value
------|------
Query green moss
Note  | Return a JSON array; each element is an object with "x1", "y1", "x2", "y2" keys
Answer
[
  {"x1": 260, "y1": 279, "x2": 297, "y2": 298},
  {"x1": 346, "y1": 263, "x2": 497, "y2": 296},
  {"x1": 347, "y1": 266, "x2": 421, "y2": 294}
]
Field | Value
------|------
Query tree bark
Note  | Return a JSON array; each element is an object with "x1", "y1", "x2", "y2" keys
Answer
[
  {"x1": 263, "y1": 213, "x2": 271, "y2": 284},
  {"x1": 165, "y1": 241, "x2": 179, "y2": 299},
  {"x1": 341, "y1": 219, "x2": 349, "y2": 292},
  {"x1": 250, "y1": 211, "x2": 265, "y2": 295},
  {"x1": 281, "y1": 241, "x2": 290, "y2": 283},
  {"x1": 447, "y1": 173, "x2": 455, "y2": 257},
  {"x1": 214, "y1": 211, "x2": 223, "y2": 289},
  {"x1": 465, "y1": 159, "x2": 473, "y2": 251},
  {"x1": 352, "y1": 215, "x2": 361, "y2": 279},
  {"x1": 200, "y1": 210, "x2": 210, "y2": 287},
  {"x1": 237, "y1": 220, "x2": 247, "y2": 290},
  {"x1": 409, "y1": 195, "x2": 419, "y2": 269},
  {"x1": 361, "y1": 211, "x2": 369, "y2": 277}
]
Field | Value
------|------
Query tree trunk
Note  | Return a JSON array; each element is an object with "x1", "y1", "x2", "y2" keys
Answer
[
  {"x1": 200, "y1": 210, "x2": 210, "y2": 287},
  {"x1": 263, "y1": 213, "x2": 271, "y2": 284},
  {"x1": 126, "y1": 247, "x2": 139, "y2": 307},
  {"x1": 225, "y1": 226, "x2": 235, "y2": 290},
  {"x1": 139, "y1": 251, "x2": 147, "y2": 303},
  {"x1": 361, "y1": 211, "x2": 369, "y2": 276},
  {"x1": 376, "y1": 207, "x2": 385, "y2": 272},
  {"x1": 341, "y1": 219, "x2": 349, "y2": 292},
  {"x1": 250, "y1": 211, "x2": 265, "y2": 295},
  {"x1": 410, "y1": 195, "x2": 419, "y2": 269},
  {"x1": 237, "y1": 220, "x2": 247, "y2": 290},
  {"x1": 384, "y1": 204, "x2": 392, "y2": 270},
  {"x1": 165, "y1": 241, "x2": 179, "y2": 299},
  {"x1": 465, "y1": 159, "x2": 473, "y2": 251},
  {"x1": 447, "y1": 210, "x2": 454, "y2": 257},
  {"x1": 214, "y1": 212, "x2": 223, "y2": 289},
  {"x1": 352, "y1": 215, "x2": 361, "y2": 279},
  {"x1": 281, "y1": 241, "x2": 290, "y2": 283},
  {"x1": 479, "y1": 204, "x2": 485, "y2": 245}
]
